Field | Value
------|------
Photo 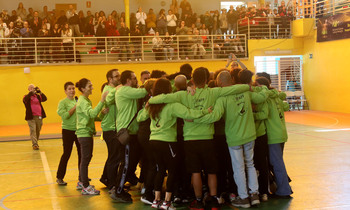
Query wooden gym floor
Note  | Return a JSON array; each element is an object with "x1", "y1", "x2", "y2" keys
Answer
[{"x1": 0, "y1": 110, "x2": 350, "y2": 210}]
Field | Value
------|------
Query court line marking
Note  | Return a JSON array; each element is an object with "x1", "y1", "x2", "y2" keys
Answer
[
  {"x1": 40, "y1": 151, "x2": 61, "y2": 210},
  {"x1": 0, "y1": 152, "x2": 36, "y2": 156},
  {"x1": 288, "y1": 131, "x2": 350, "y2": 145}
]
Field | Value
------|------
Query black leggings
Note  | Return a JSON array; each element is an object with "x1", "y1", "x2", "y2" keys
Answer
[
  {"x1": 151, "y1": 141, "x2": 178, "y2": 192},
  {"x1": 57, "y1": 129, "x2": 81, "y2": 180},
  {"x1": 78, "y1": 137, "x2": 94, "y2": 188},
  {"x1": 254, "y1": 134, "x2": 269, "y2": 194}
]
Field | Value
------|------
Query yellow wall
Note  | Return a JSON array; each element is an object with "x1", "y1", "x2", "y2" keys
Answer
[
  {"x1": 303, "y1": 30, "x2": 350, "y2": 113},
  {"x1": 0, "y1": 61, "x2": 231, "y2": 126}
]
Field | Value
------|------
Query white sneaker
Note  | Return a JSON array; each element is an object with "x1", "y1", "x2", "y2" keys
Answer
[
  {"x1": 185, "y1": 57, "x2": 189, "y2": 60},
  {"x1": 135, "y1": 58, "x2": 138, "y2": 61},
  {"x1": 118, "y1": 59, "x2": 121, "y2": 62},
  {"x1": 76, "y1": 182, "x2": 83, "y2": 190},
  {"x1": 128, "y1": 59, "x2": 132, "y2": 61},
  {"x1": 261, "y1": 194, "x2": 268, "y2": 202},
  {"x1": 138, "y1": 58, "x2": 142, "y2": 61},
  {"x1": 160, "y1": 201, "x2": 176, "y2": 210},
  {"x1": 170, "y1": 58, "x2": 172, "y2": 60},
  {"x1": 82, "y1": 185, "x2": 100, "y2": 195}
]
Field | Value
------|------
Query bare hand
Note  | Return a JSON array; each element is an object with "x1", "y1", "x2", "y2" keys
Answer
[
  {"x1": 208, "y1": 106, "x2": 213, "y2": 113},
  {"x1": 187, "y1": 86, "x2": 196, "y2": 96},
  {"x1": 101, "y1": 91, "x2": 109, "y2": 102}
]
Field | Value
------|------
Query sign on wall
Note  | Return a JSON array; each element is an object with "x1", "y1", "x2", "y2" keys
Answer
[{"x1": 317, "y1": 12, "x2": 350, "y2": 42}]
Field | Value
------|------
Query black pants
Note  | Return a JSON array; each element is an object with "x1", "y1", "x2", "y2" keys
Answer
[
  {"x1": 215, "y1": 135, "x2": 237, "y2": 195},
  {"x1": 57, "y1": 129, "x2": 81, "y2": 180},
  {"x1": 151, "y1": 141, "x2": 178, "y2": 192},
  {"x1": 101, "y1": 130, "x2": 120, "y2": 189},
  {"x1": 78, "y1": 137, "x2": 94, "y2": 188},
  {"x1": 254, "y1": 134, "x2": 269, "y2": 194},
  {"x1": 138, "y1": 123, "x2": 157, "y2": 196},
  {"x1": 126, "y1": 135, "x2": 142, "y2": 183}
]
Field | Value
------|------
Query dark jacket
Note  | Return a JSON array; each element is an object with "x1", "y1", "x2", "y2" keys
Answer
[{"x1": 23, "y1": 92, "x2": 47, "y2": 120}]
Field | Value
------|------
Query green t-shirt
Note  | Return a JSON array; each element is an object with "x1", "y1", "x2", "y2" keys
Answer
[
  {"x1": 194, "y1": 89, "x2": 268, "y2": 147},
  {"x1": 101, "y1": 85, "x2": 117, "y2": 132},
  {"x1": 75, "y1": 95, "x2": 104, "y2": 138},
  {"x1": 252, "y1": 86, "x2": 269, "y2": 137},
  {"x1": 148, "y1": 85, "x2": 250, "y2": 141},
  {"x1": 265, "y1": 89, "x2": 289, "y2": 144},
  {"x1": 137, "y1": 102, "x2": 209, "y2": 142},
  {"x1": 57, "y1": 97, "x2": 77, "y2": 131},
  {"x1": 115, "y1": 86, "x2": 148, "y2": 134}
]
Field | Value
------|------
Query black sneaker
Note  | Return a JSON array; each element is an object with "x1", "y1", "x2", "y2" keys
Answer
[
  {"x1": 56, "y1": 179, "x2": 67, "y2": 186},
  {"x1": 111, "y1": 190, "x2": 133, "y2": 203},
  {"x1": 189, "y1": 200, "x2": 204, "y2": 210},
  {"x1": 141, "y1": 194, "x2": 154, "y2": 205},
  {"x1": 126, "y1": 175, "x2": 139, "y2": 186},
  {"x1": 204, "y1": 196, "x2": 220, "y2": 210}
]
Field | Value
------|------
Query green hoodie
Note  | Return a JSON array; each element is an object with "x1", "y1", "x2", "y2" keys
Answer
[
  {"x1": 194, "y1": 89, "x2": 268, "y2": 147},
  {"x1": 137, "y1": 103, "x2": 209, "y2": 142},
  {"x1": 57, "y1": 97, "x2": 77, "y2": 131},
  {"x1": 75, "y1": 95, "x2": 104, "y2": 138},
  {"x1": 148, "y1": 85, "x2": 250, "y2": 141},
  {"x1": 101, "y1": 85, "x2": 117, "y2": 131},
  {"x1": 252, "y1": 86, "x2": 269, "y2": 137},
  {"x1": 265, "y1": 89, "x2": 289, "y2": 144},
  {"x1": 115, "y1": 86, "x2": 148, "y2": 134}
]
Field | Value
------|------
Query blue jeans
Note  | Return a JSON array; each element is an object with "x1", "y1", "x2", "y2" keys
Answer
[
  {"x1": 269, "y1": 143, "x2": 292, "y2": 196},
  {"x1": 229, "y1": 141, "x2": 259, "y2": 199}
]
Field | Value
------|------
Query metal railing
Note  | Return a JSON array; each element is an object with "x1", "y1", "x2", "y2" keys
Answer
[
  {"x1": 0, "y1": 34, "x2": 247, "y2": 65},
  {"x1": 294, "y1": 0, "x2": 350, "y2": 20},
  {"x1": 237, "y1": 17, "x2": 292, "y2": 39}
]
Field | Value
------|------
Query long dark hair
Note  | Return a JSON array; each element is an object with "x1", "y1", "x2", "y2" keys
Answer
[{"x1": 148, "y1": 78, "x2": 172, "y2": 120}]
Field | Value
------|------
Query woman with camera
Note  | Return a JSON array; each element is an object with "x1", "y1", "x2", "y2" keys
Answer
[{"x1": 23, "y1": 84, "x2": 47, "y2": 150}]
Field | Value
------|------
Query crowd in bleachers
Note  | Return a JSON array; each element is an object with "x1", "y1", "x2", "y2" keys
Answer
[{"x1": 0, "y1": 0, "x2": 294, "y2": 64}]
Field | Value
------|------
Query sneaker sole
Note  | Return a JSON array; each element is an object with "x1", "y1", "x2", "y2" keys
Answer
[
  {"x1": 110, "y1": 195, "x2": 133, "y2": 203},
  {"x1": 140, "y1": 198, "x2": 153, "y2": 205},
  {"x1": 251, "y1": 200, "x2": 260, "y2": 205},
  {"x1": 232, "y1": 204, "x2": 251, "y2": 208},
  {"x1": 82, "y1": 191, "x2": 100, "y2": 195}
]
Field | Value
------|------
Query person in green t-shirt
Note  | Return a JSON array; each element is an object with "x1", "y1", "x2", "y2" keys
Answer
[
  {"x1": 56, "y1": 82, "x2": 80, "y2": 186},
  {"x1": 137, "y1": 78, "x2": 211, "y2": 210},
  {"x1": 111, "y1": 70, "x2": 148, "y2": 203},
  {"x1": 75, "y1": 78, "x2": 109, "y2": 195},
  {"x1": 99, "y1": 69, "x2": 121, "y2": 191}
]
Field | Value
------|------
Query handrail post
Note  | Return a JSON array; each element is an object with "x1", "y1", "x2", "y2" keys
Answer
[
  {"x1": 211, "y1": 35, "x2": 214, "y2": 59},
  {"x1": 176, "y1": 36, "x2": 180, "y2": 60},
  {"x1": 247, "y1": 17, "x2": 250, "y2": 39},
  {"x1": 244, "y1": 35, "x2": 247, "y2": 58},
  {"x1": 73, "y1": 38, "x2": 76, "y2": 62},
  {"x1": 34, "y1": 38, "x2": 38, "y2": 64},
  {"x1": 141, "y1": 36, "x2": 144, "y2": 61},
  {"x1": 105, "y1": 37, "x2": 108, "y2": 62},
  {"x1": 332, "y1": 0, "x2": 335, "y2": 15}
]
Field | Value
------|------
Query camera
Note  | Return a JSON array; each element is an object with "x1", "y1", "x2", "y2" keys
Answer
[{"x1": 34, "y1": 87, "x2": 41, "y2": 93}]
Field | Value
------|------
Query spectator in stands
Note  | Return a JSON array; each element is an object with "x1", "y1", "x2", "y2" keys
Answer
[
  {"x1": 40, "y1": 6, "x2": 50, "y2": 20},
  {"x1": 194, "y1": 17, "x2": 201, "y2": 29},
  {"x1": 62, "y1": 23, "x2": 74, "y2": 62},
  {"x1": 111, "y1": 10, "x2": 119, "y2": 23},
  {"x1": 136, "y1": 7, "x2": 147, "y2": 35},
  {"x1": 145, "y1": 9, "x2": 156, "y2": 34},
  {"x1": 170, "y1": 0, "x2": 180, "y2": 19},
  {"x1": 152, "y1": 31, "x2": 164, "y2": 60},
  {"x1": 176, "y1": 20, "x2": 190, "y2": 60},
  {"x1": 42, "y1": 17, "x2": 50, "y2": 30},
  {"x1": 85, "y1": 14, "x2": 94, "y2": 35},
  {"x1": 67, "y1": 6, "x2": 81, "y2": 37},
  {"x1": 202, "y1": 11, "x2": 213, "y2": 35},
  {"x1": 190, "y1": 23, "x2": 197, "y2": 34},
  {"x1": 78, "y1": 11, "x2": 86, "y2": 35},
  {"x1": 130, "y1": 12, "x2": 137, "y2": 32},
  {"x1": 180, "y1": 0, "x2": 192, "y2": 18},
  {"x1": 0, "y1": 18, "x2": 6, "y2": 56},
  {"x1": 9, "y1": 10, "x2": 18, "y2": 23},
  {"x1": 23, "y1": 84, "x2": 47, "y2": 150},
  {"x1": 118, "y1": 21, "x2": 131, "y2": 61},
  {"x1": 191, "y1": 29, "x2": 206, "y2": 59},
  {"x1": 50, "y1": 23, "x2": 62, "y2": 63},
  {"x1": 156, "y1": 9, "x2": 167, "y2": 35},
  {"x1": 163, "y1": 32, "x2": 174, "y2": 60},
  {"x1": 30, "y1": 11, "x2": 42, "y2": 36},
  {"x1": 57, "y1": 10, "x2": 68, "y2": 27},
  {"x1": 227, "y1": 5, "x2": 237, "y2": 34},
  {"x1": 106, "y1": 15, "x2": 117, "y2": 36},
  {"x1": 95, "y1": 16, "x2": 107, "y2": 51},
  {"x1": 212, "y1": 10, "x2": 220, "y2": 35},
  {"x1": 167, "y1": 10, "x2": 177, "y2": 35},
  {"x1": 26, "y1": 8, "x2": 33, "y2": 22},
  {"x1": 37, "y1": 24, "x2": 50, "y2": 63},
  {"x1": 199, "y1": 23, "x2": 209, "y2": 35},
  {"x1": 1, "y1": 10, "x2": 9, "y2": 25},
  {"x1": 20, "y1": 21, "x2": 34, "y2": 63},
  {"x1": 5, "y1": 21, "x2": 21, "y2": 64},
  {"x1": 182, "y1": 13, "x2": 192, "y2": 27},
  {"x1": 131, "y1": 25, "x2": 142, "y2": 61},
  {"x1": 17, "y1": 3, "x2": 27, "y2": 21}
]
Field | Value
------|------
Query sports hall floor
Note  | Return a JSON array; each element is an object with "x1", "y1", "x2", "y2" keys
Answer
[{"x1": 0, "y1": 110, "x2": 350, "y2": 210}]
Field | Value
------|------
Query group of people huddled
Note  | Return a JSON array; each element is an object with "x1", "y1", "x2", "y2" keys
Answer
[
  {"x1": 0, "y1": 0, "x2": 294, "y2": 64},
  {"x1": 50, "y1": 56, "x2": 292, "y2": 210}
]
